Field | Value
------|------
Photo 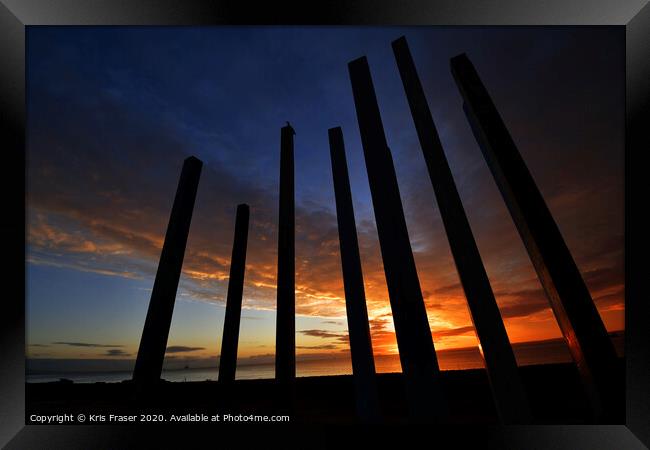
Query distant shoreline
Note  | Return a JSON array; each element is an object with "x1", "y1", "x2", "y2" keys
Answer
[
  {"x1": 26, "y1": 332, "x2": 624, "y2": 383},
  {"x1": 26, "y1": 359, "x2": 626, "y2": 424}
]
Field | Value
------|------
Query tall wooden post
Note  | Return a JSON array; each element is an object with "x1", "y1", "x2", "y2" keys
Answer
[
  {"x1": 451, "y1": 53, "x2": 620, "y2": 420},
  {"x1": 392, "y1": 36, "x2": 531, "y2": 424},
  {"x1": 328, "y1": 127, "x2": 380, "y2": 422},
  {"x1": 218, "y1": 204, "x2": 250, "y2": 382},
  {"x1": 275, "y1": 124, "x2": 296, "y2": 383},
  {"x1": 133, "y1": 156, "x2": 202, "y2": 386},
  {"x1": 348, "y1": 56, "x2": 446, "y2": 421}
]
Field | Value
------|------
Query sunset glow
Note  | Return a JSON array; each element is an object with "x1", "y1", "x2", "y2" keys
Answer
[{"x1": 26, "y1": 27, "x2": 624, "y2": 373}]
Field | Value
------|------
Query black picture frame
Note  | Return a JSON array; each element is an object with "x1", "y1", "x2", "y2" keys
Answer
[{"x1": 1, "y1": 1, "x2": 648, "y2": 448}]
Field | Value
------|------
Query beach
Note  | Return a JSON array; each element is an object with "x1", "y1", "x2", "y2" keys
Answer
[{"x1": 26, "y1": 357, "x2": 625, "y2": 424}]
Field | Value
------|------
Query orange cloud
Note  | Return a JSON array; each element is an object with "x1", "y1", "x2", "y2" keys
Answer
[{"x1": 26, "y1": 72, "x2": 624, "y2": 356}]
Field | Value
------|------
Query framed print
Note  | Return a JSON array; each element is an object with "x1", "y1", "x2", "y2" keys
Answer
[{"x1": 1, "y1": 1, "x2": 648, "y2": 448}]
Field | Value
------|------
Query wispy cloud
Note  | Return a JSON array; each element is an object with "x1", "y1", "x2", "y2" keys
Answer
[
  {"x1": 299, "y1": 329, "x2": 344, "y2": 339},
  {"x1": 26, "y1": 27, "x2": 624, "y2": 356},
  {"x1": 166, "y1": 346, "x2": 205, "y2": 353},
  {"x1": 297, "y1": 344, "x2": 339, "y2": 350},
  {"x1": 52, "y1": 342, "x2": 124, "y2": 348},
  {"x1": 432, "y1": 326, "x2": 476, "y2": 339},
  {"x1": 105, "y1": 349, "x2": 130, "y2": 357}
]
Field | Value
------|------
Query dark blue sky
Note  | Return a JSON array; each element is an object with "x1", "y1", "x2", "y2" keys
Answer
[{"x1": 26, "y1": 26, "x2": 624, "y2": 364}]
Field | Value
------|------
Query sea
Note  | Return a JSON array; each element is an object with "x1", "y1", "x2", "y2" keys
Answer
[{"x1": 26, "y1": 334, "x2": 624, "y2": 384}]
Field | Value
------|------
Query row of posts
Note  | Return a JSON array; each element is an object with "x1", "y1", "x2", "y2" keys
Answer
[{"x1": 131, "y1": 37, "x2": 620, "y2": 423}]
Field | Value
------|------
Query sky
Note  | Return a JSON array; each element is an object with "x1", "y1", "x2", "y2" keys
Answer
[{"x1": 26, "y1": 26, "x2": 624, "y2": 370}]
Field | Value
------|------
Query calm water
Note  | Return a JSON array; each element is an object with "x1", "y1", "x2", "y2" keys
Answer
[{"x1": 26, "y1": 335, "x2": 624, "y2": 384}]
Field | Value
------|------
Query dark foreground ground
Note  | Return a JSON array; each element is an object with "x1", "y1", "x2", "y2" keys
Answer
[{"x1": 26, "y1": 360, "x2": 624, "y2": 424}]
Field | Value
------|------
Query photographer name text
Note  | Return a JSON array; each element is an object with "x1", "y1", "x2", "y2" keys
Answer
[{"x1": 29, "y1": 413, "x2": 290, "y2": 424}]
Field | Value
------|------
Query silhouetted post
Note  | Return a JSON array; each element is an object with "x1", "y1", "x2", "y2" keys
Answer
[
  {"x1": 133, "y1": 156, "x2": 203, "y2": 386},
  {"x1": 392, "y1": 37, "x2": 530, "y2": 424},
  {"x1": 328, "y1": 127, "x2": 380, "y2": 422},
  {"x1": 450, "y1": 53, "x2": 620, "y2": 420},
  {"x1": 218, "y1": 204, "x2": 250, "y2": 383},
  {"x1": 275, "y1": 124, "x2": 296, "y2": 383},
  {"x1": 348, "y1": 56, "x2": 445, "y2": 421}
]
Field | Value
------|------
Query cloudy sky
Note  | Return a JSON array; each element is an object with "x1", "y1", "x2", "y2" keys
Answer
[{"x1": 26, "y1": 26, "x2": 624, "y2": 368}]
